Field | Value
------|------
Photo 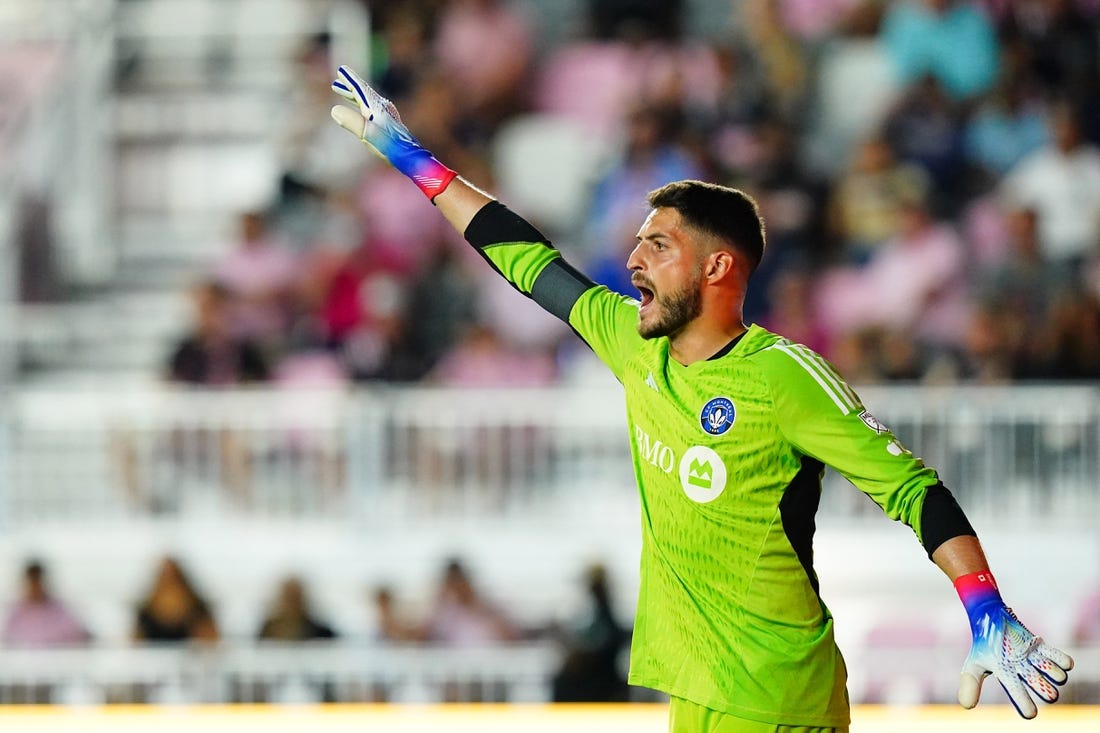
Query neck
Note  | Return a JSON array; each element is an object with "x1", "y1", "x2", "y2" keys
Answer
[{"x1": 668, "y1": 319, "x2": 747, "y2": 366}]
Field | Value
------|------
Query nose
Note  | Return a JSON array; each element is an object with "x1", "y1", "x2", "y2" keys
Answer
[{"x1": 626, "y1": 242, "x2": 643, "y2": 272}]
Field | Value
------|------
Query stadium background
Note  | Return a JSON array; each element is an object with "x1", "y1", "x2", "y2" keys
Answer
[{"x1": 1, "y1": 0, "x2": 1099, "y2": 728}]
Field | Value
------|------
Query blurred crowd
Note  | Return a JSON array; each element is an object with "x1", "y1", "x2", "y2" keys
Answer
[
  {"x1": 6, "y1": 554, "x2": 1100, "y2": 704},
  {"x1": 0, "y1": 555, "x2": 631, "y2": 703},
  {"x1": 166, "y1": 0, "x2": 1100, "y2": 389},
  {"x1": 6, "y1": 552, "x2": 1100, "y2": 703}
]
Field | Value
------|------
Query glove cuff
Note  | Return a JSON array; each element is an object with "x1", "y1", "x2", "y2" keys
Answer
[
  {"x1": 955, "y1": 571, "x2": 1002, "y2": 614},
  {"x1": 396, "y1": 149, "x2": 457, "y2": 201}
]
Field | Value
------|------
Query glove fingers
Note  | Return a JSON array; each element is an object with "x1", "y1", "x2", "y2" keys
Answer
[
  {"x1": 957, "y1": 672, "x2": 982, "y2": 709},
  {"x1": 331, "y1": 79, "x2": 356, "y2": 101},
  {"x1": 957, "y1": 661, "x2": 987, "y2": 710},
  {"x1": 1029, "y1": 649, "x2": 1069, "y2": 686},
  {"x1": 1034, "y1": 641, "x2": 1074, "y2": 676},
  {"x1": 336, "y1": 65, "x2": 367, "y2": 94},
  {"x1": 337, "y1": 65, "x2": 373, "y2": 116},
  {"x1": 999, "y1": 674, "x2": 1038, "y2": 720},
  {"x1": 1019, "y1": 663, "x2": 1060, "y2": 703},
  {"x1": 330, "y1": 105, "x2": 366, "y2": 139}
]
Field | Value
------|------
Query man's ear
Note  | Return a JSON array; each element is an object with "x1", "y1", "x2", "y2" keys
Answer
[{"x1": 705, "y1": 250, "x2": 737, "y2": 283}]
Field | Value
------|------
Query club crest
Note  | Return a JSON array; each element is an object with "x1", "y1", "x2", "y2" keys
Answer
[{"x1": 700, "y1": 396, "x2": 736, "y2": 435}]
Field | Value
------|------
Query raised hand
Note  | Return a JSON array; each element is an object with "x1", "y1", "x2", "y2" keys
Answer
[{"x1": 330, "y1": 65, "x2": 455, "y2": 200}]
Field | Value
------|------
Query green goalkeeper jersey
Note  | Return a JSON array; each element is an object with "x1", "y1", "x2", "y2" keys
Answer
[{"x1": 466, "y1": 204, "x2": 943, "y2": 728}]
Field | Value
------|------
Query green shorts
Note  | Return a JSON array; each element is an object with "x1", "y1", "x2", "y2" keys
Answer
[{"x1": 668, "y1": 697, "x2": 848, "y2": 733}]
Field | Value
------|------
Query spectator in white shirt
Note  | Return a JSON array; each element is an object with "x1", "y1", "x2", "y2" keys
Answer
[{"x1": 1001, "y1": 101, "x2": 1100, "y2": 283}]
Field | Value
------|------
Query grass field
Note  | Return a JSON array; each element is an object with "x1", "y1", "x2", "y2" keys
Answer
[{"x1": 0, "y1": 704, "x2": 1097, "y2": 732}]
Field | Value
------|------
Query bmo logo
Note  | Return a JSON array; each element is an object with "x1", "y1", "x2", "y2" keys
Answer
[
  {"x1": 634, "y1": 425, "x2": 676, "y2": 474},
  {"x1": 679, "y1": 446, "x2": 727, "y2": 503},
  {"x1": 633, "y1": 426, "x2": 729, "y2": 503}
]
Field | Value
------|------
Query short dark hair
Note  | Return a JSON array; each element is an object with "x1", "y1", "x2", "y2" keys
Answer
[{"x1": 646, "y1": 180, "x2": 766, "y2": 272}]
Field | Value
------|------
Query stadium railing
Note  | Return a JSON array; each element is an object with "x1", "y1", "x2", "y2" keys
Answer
[
  {"x1": 4, "y1": 383, "x2": 1091, "y2": 707},
  {"x1": 0, "y1": 640, "x2": 1096, "y2": 706},
  {"x1": 0, "y1": 640, "x2": 559, "y2": 705},
  {"x1": 0, "y1": 384, "x2": 1097, "y2": 527}
]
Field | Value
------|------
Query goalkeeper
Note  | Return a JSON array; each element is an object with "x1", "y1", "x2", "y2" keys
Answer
[{"x1": 329, "y1": 66, "x2": 1073, "y2": 731}]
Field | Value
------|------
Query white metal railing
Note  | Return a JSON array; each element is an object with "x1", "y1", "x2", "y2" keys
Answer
[
  {"x1": 0, "y1": 385, "x2": 635, "y2": 525},
  {"x1": 1, "y1": 384, "x2": 1099, "y2": 528},
  {"x1": 826, "y1": 384, "x2": 1100, "y2": 522},
  {"x1": 0, "y1": 641, "x2": 1097, "y2": 706},
  {"x1": 0, "y1": 641, "x2": 560, "y2": 705}
]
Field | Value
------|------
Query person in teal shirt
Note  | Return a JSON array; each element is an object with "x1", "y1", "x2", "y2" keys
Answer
[{"x1": 881, "y1": 0, "x2": 999, "y2": 100}]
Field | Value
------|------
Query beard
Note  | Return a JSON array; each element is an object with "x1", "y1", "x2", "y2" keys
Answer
[{"x1": 637, "y1": 272, "x2": 703, "y2": 339}]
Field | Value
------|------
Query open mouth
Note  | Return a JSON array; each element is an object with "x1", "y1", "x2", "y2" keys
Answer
[{"x1": 633, "y1": 280, "x2": 655, "y2": 309}]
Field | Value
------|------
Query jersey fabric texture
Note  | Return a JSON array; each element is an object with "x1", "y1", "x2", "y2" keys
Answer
[{"x1": 466, "y1": 203, "x2": 945, "y2": 728}]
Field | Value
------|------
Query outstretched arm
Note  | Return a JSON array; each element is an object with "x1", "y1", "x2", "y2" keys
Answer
[
  {"x1": 330, "y1": 64, "x2": 643, "y2": 382},
  {"x1": 765, "y1": 347, "x2": 1075, "y2": 721},
  {"x1": 329, "y1": 64, "x2": 601, "y2": 330}
]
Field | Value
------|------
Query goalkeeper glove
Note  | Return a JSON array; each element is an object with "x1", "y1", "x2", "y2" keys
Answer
[
  {"x1": 330, "y1": 65, "x2": 456, "y2": 200},
  {"x1": 955, "y1": 571, "x2": 1073, "y2": 719}
]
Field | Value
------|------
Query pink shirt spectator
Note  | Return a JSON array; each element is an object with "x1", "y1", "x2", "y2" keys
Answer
[
  {"x1": 274, "y1": 351, "x2": 349, "y2": 388},
  {"x1": 421, "y1": 559, "x2": 521, "y2": 646},
  {"x1": 535, "y1": 41, "x2": 721, "y2": 141},
  {"x1": 214, "y1": 213, "x2": 299, "y2": 340},
  {"x1": 477, "y1": 268, "x2": 571, "y2": 354},
  {"x1": 2, "y1": 598, "x2": 88, "y2": 647},
  {"x1": 357, "y1": 168, "x2": 464, "y2": 274},
  {"x1": 433, "y1": 0, "x2": 532, "y2": 116},
  {"x1": 429, "y1": 325, "x2": 557, "y2": 388},
  {"x1": 760, "y1": 270, "x2": 833, "y2": 357},
  {"x1": 961, "y1": 195, "x2": 1011, "y2": 269},
  {"x1": 215, "y1": 238, "x2": 297, "y2": 298},
  {"x1": 778, "y1": 0, "x2": 862, "y2": 40},
  {"x1": 1073, "y1": 587, "x2": 1100, "y2": 644},
  {"x1": 817, "y1": 213, "x2": 972, "y2": 349},
  {"x1": 424, "y1": 609, "x2": 507, "y2": 645}
]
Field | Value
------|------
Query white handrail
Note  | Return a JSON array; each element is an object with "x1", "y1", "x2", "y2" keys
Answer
[
  {"x1": 0, "y1": 640, "x2": 561, "y2": 704},
  {"x1": 0, "y1": 641, "x2": 1097, "y2": 705},
  {"x1": 0, "y1": 384, "x2": 1098, "y2": 527}
]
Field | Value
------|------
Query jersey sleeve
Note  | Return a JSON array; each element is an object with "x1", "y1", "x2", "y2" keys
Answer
[
  {"x1": 567, "y1": 286, "x2": 643, "y2": 381},
  {"x1": 758, "y1": 341, "x2": 940, "y2": 544},
  {"x1": 464, "y1": 200, "x2": 641, "y2": 381}
]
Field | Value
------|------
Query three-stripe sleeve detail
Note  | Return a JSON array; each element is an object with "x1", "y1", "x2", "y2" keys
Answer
[{"x1": 771, "y1": 342, "x2": 861, "y2": 414}]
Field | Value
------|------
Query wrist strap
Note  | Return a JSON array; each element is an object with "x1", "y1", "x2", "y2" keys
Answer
[
  {"x1": 399, "y1": 150, "x2": 457, "y2": 201},
  {"x1": 955, "y1": 571, "x2": 1002, "y2": 612}
]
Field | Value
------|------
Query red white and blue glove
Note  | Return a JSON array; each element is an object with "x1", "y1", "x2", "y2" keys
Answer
[
  {"x1": 330, "y1": 65, "x2": 456, "y2": 200},
  {"x1": 955, "y1": 571, "x2": 1073, "y2": 719}
]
